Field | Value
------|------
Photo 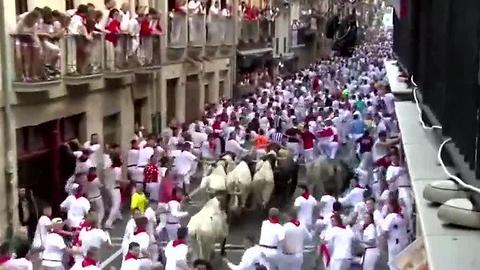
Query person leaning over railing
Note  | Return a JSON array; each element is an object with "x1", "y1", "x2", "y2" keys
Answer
[
  {"x1": 105, "y1": 9, "x2": 122, "y2": 70},
  {"x1": 15, "y1": 9, "x2": 42, "y2": 82}
]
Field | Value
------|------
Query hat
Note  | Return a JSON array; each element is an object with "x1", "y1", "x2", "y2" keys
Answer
[{"x1": 52, "y1": 218, "x2": 63, "y2": 224}]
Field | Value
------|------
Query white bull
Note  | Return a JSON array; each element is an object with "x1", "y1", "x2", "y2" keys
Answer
[
  {"x1": 187, "y1": 197, "x2": 228, "y2": 261},
  {"x1": 226, "y1": 160, "x2": 253, "y2": 210},
  {"x1": 251, "y1": 152, "x2": 277, "y2": 209},
  {"x1": 200, "y1": 162, "x2": 227, "y2": 196}
]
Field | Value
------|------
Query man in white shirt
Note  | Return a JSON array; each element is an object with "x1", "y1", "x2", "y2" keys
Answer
[
  {"x1": 3, "y1": 241, "x2": 33, "y2": 270},
  {"x1": 258, "y1": 208, "x2": 285, "y2": 270},
  {"x1": 85, "y1": 168, "x2": 104, "y2": 227},
  {"x1": 279, "y1": 210, "x2": 312, "y2": 270},
  {"x1": 339, "y1": 178, "x2": 367, "y2": 208},
  {"x1": 293, "y1": 185, "x2": 317, "y2": 229},
  {"x1": 191, "y1": 124, "x2": 208, "y2": 156},
  {"x1": 127, "y1": 139, "x2": 140, "y2": 181},
  {"x1": 60, "y1": 184, "x2": 91, "y2": 229},
  {"x1": 164, "y1": 227, "x2": 189, "y2": 270},
  {"x1": 225, "y1": 132, "x2": 249, "y2": 160},
  {"x1": 129, "y1": 217, "x2": 155, "y2": 269},
  {"x1": 71, "y1": 246, "x2": 101, "y2": 270},
  {"x1": 382, "y1": 198, "x2": 409, "y2": 270},
  {"x1": 224, "y1": 235, "x2": 268, "y2": 270},
  {"x1": 121, "y1": 209, "x2": 143, "y2": 256},
  {"x1": 174, "y1": 143, "x2": 198, "y2": 196},
  {"x1": 166, "y1": 187, "x2": 189, "y2": 241},
  {"x1": 42, "y1": 218, "x2": 69, "y2": 270},
  {"x1": 323, "y1": 214, "x2": 354, "y2": 270},
  {"x1": 32, "y1": 204, "x2": 52, "y2": 250},
  {"x1": 136, "y1": 136, "x2": 156, "y2": 184},
  {"x1": 121, "y1": 242, "x2": 141, "y2": 270}
]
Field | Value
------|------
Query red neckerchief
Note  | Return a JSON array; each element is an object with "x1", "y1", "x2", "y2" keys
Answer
[
  {"x1": 131, "y1": 146, "x2": 139, "y2": 150},
  {"x1": 269, "y1": 216, "x2": 280, "y2": 224},
  {"x1": 290, "y1": 219, "x2": 300, "y2": 227},
  {"x1": 393, "y1": 205, "x2": 404, "y2": 219},
  {"x1": 173, "y1": 239, "x2": 187, "y2": 247},
  {"x1": 362, "y1": 222, "x2": 371, "y2": 231},
  {"x1": 335, "y1": 224, "x2": 346, "y2": 229},
  {"x1": 208, "y1": 140, "x2": 216, "y2": 150},
  {"x1": 0, "y1": 256, "x2": 10, "y2": 264},
  {"x1": 302, "y1": 191, "x2": 310, "y2": 199},
  {"x1": 124, "y1": 252, "x2": 137, "y2": 261},
  {"x1": 354, "y1": 184, "x2": 365, "y2": 189},
  {"x1": 134, "y1": 227, "x2": 146, "y2": 235},
  {"x1": 171, "y1": 194, "x2": 181, "y2": 202},
  {"x1": 81, "y1": 257, "x2": 97, "y2": 267},
  {"x1": 74, "y1": 191, "x2": 83, "y2": 199},
  {"x1": 87, "y1": 173, "x2": 97, "y2": 182}
]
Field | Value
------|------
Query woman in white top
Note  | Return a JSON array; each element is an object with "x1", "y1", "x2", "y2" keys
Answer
[
  {"x1": 359, "y1": 213, "x2": 380, "y2": 270},
  {"x1": 32, "y1": 205, "x2": 53, "y2": 250},
  {"x1": 15, "y1": 10, "x2": 42, "y2": 82}
]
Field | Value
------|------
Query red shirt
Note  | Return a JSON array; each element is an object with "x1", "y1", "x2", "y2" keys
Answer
[
  {"x1": 139, "y1": 19, "x2": 152, "y2": 37},
  {"x1": 302, "y1": 131, "x2": 315, "y2": 149},
  {"x1": 356, "y1": 135, "x2": 374, "y2": 154},
  {"x1": 105, "y1": 19, "x2": 121, "y2": 45},
  {"x1": 159, "y1": 177, "x2": 175, "y2": 203},
  {"x1": 144, "y1": 164, "x2": 159, "y2": 183}
]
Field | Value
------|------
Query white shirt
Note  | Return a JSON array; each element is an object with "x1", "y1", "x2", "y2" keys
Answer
[
  {"x1": 166, "y1": 200, "x2": 188, "y2": 224},
  {"x1": 68, "y1": 14, "x2": 84, "y2": 35},
  {"x1": 127, "y1": 148, "x2": 140, "y2": 166},
  {"x1": 383, "y1": 93, "x2": 395, "y2": 114},
  {"x1": 362, "y1": 223, "x2": 377, "y2": 248},
  {"x1": 85, "y1": 177, "x2": 102, "y2": 199},
  {"x1": 130, "y1": 231, "x2": 151, "y2": 253},
  {"x1": 137, "y1": 146, "x2": 154, "y2": 167},
  {"x1": 191, "y1": 131, "x2": 208, "y2": 148},
  {"x1": 386, "y1": 165, "x2": 408, "y2": 190},
  {"x1": 71, "y1": 261, "x2": 101, "y2": 270},
  {"x1": 283, "y1": 221, "x2": 312, "y2": 254},
  {"x1": 227, "y1": 245, "x2": 268, "y2": 270},
  {"x1": 188, "y1": 0, "x2": 202, "y2": 14},
  {"x1": 339, "y1": 187, "x2": 366, "y2": 208},
  {"x1": 164, "y1": 240, "x2": 189, "y2": 270},
  {"x1": 259, "y1": 220, "x2": 285, "y2": 248},
  {"x1": 324, "y1": 226, "x2": 354, "y2": 260},
  {"x1": 382, "y1": 212, "x2": 408, "y2": 246},
  {"x1": 144, "y1": 207, "x2": 157, "y2": 237},
  {"x1": 60, "y1": 195, "x2": 91, "y2": 228},
  {"x1": 3, "y1": 258, "x2": 33, "y2": 270},
  {"x1": 121, "y1": 218, "x2": 137, "y2": 253},
  {"x1": 42, "y1": 232, "x2": 66, "y2": 267},
  {"x1": 120, "y1": 257, "x2": 141, "y2": 270},
  {"x1": 319, "y1": 195, "x2": 336, "y2": 218},
  {"x1": 294, "y1": 195, "x2": 317, "y2": 227},
  {"x1": 80, "y1": 228, "x2": 109, "y2": 255},
  {"x1": 174, "y1": 151, "x2": 197, "y2": 175},
  {"x1": 32, "y1": 215, "x2": 52, "y2": 248},
  {"x1": 225, "y1": 139, "x2": 247, "y2": 158}
]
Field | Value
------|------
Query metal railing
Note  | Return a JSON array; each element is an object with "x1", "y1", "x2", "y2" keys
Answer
[
  {"x1": 65, "y1": 33, "x2": 103, "y2": 76},
  {"x1": 206, "y1": 15, "x2": 222, "y2": 46},
  {"x1": 169, "y1": 12, "x2": 188, "y2": 48},
  {"x1": 259, "y1": 19, "x2": 272, "y2": 44},
  {"x1": 223, "y1": 17, "x2": 235, "y2": 46},
  {"x1": 12, "y1": 33, "x2": 61, "y2": 82},
  {"x1": 188, "y1": 14, "x2": 206, "y2": 46},
  {"x1": 240, "y1": 19, "x2": 260, "y2": 43},
  {"x1": 104, "y1": 33, "x2": 133, "y2": 71},
  {"x1": 138, "y1": 34, "x2": 162, "y2": 67}
]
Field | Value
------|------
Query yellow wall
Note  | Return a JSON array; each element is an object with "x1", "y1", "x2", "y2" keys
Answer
[{"x1": 29, "y1": 0, "x2": 65, "y2": 11}]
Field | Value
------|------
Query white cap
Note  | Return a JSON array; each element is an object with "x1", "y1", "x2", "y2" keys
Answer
[{"x1": 52, "y1": 217, "x2": 63, "y2": 224}]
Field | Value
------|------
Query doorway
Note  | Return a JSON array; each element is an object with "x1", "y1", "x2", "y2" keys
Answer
[
  {"x1": 219, "y1": 80, "x2": 225, "y2": 99},
  {"x1": 134, "y1": 98, "x2": 148, "y2": 131},
  {"x1": 166, "y1": 78, "x2": 178, "y2": 124},
  {"x1": 103, "y1": 113, "x2": 120, "y2": 145},
  {"x1": 185, "y1": 75, "x2": 201, "y2": 123}
]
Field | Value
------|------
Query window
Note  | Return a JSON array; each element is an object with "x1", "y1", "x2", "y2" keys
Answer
[
  {"x1": 66, "y1": 0, "x2": 75, "y2": 10},
  {"x1": 16, "y1": 0, "x2": 28, "y2": 15}
]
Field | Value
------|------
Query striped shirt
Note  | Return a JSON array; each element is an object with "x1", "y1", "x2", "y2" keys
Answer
[{"x1": 270, "y1": 132, "x2": 284, "y2": 145}]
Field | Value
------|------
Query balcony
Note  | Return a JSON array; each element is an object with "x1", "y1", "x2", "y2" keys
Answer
[
  {"x1": 188, "y1": 14, "x2": 206, "y2": 47},
  {"x1": 168, "y1": 12, "x2": 188, "y2": 49},
  {"x1": 219, "y1": 17, "x2": 235, "y2": 57},
  {"x1": 238, "y1": 18, "x2": 273, "y2": 52},
  {"x1": 135, "y1": 34, "x2": 163, "y2": 74},
  {"x1": 206, "y1": 16, "x2": 223, "y2": 47},
  {"x1": 64, "y1": 34, "x2": 104, "y2": 86},
  {"x1": 11, "y1": 34, "x2": 62, "y2": 93},
  {"x1": 103, "y1": 33, "x2": 135, "y2": 79},
  {"x1": 168, "y1": 11, "x2": 188, "y2": 61}
]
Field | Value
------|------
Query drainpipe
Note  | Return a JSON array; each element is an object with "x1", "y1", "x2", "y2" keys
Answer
[
  {"x1": 0, "y1": 0, "x2": 19, "y2": 238},
  {"x1": 231, "y1": 0, "x2": 239, "y2": 97}
]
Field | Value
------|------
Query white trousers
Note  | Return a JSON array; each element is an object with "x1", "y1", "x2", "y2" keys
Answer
[
  {"x1": 329, "y1": 259, "x2": 352, "y2": 270},
  {"x1": 319, "y1": 141, "x2": 339, "y2": 159},
  {"x1": 146, "y1": 182, "x2": 160, "y2": 201},
  {"x1": 261, "y1": 247, "x2": 281, "y2": 270},
  {"x1": 105, "y1": 188, "x2": 122, "y2": 228},
  {"x1": 286, "y1": 142, "x2": 300, "y2": 162},
  {"x1": 279, "y1": 252, "x2": 303, "y2": 270},
  {"x1": 105, "y1": 41, "x2": 116, "y2": 70},
  {"x1": 362, "y1": 248, "x2": 380, "y2": 270},
  {"x1": 388, "y1": 241, "x2": 408, "y2": 270},
  {"x1": 89, "y1": 196, "x2": 105, "y2": 227},
  {"x1": 165, "y1": 223, "x2": 180, "y2": 241},
  {"x1": 303, "y1": 147, "x2": 315, "y2": 163}
]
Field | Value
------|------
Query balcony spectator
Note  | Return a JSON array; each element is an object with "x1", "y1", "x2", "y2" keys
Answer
[
  {"x1": 38, "y1": 8, "x2": 64, "y2": 80},
  {"x1": 138, "y1": 8, "x2": 154, "y2": 66},
  {"x1": 15, "y1": 9, "x2": 42, "y2": 82},
  {"x1": 99, "y1": 0, "x2": 117, "y2": 31},
  {"x1": 119, "y1": 2, "x2": 130, "y2": 32},
  {"x1": 105, "y1": 9, "x2": 121, "y2": 70}
]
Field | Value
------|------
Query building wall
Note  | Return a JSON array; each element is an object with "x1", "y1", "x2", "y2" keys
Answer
[{"x1": 0, "y1": 110, "x2": 8, "y2": 241}]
